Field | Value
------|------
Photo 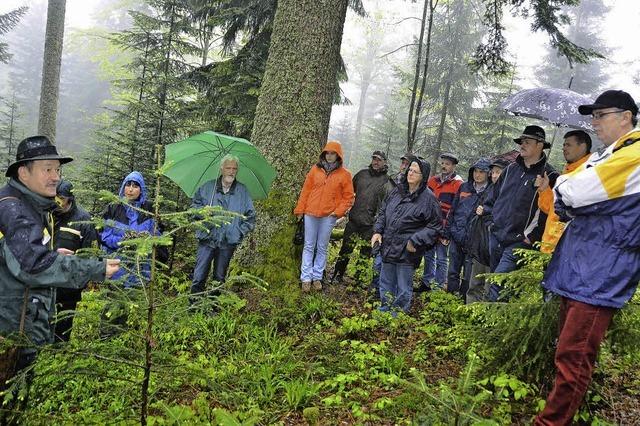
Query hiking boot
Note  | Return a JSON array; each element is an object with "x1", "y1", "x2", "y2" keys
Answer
[
  {"x1": 312, "y1": 280, "x2": 323, "y2": 291},
  {"x1": 301, "y1": 281, "x2": 311, "y2": 293}
]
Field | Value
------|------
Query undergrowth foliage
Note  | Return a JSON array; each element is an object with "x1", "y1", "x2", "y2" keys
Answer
[{"x1": 3, "y1": 173, "x2": 640, "y2": 424}]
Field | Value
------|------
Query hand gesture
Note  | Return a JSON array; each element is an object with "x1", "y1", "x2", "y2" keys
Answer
[
  {"x1": 371, "y1": 233, "x2": 382, "y2": 247},
  {"x1": 406, "y1": 240, "x2": 417, "y2": 253},
  {"x1": 105, "y1": 259, "x2": 121, "y2": 279},
  {"x1": 476, "y1": 205, "x2": 484, "y2": 215},
  {"x1": 534, "y1": 172, "x2": 550, "y2": 192},
  {"x1": 56, "y1": 248, "x2": 75, "y2": 256}
]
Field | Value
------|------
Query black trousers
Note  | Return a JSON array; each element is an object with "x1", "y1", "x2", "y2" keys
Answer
[
  {"x1": 54, "y1": 288, "x2": 83, "y2": 342},
  {"x1": 333, "y1": 221, "x2": 374, "y2": 279}
]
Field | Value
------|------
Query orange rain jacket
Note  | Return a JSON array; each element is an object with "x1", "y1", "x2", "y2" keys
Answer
[
  {"x1": 294, "y1": 141, "x2": 355, "y2": 218},
  {"x1": 537, "y1": 154, "x2": 590, "y2": 253}
]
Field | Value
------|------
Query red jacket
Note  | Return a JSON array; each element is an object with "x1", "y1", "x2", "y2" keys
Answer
[
  {"x1": 294, "y1": 141, "x2": 354, "y2": 218},
  {"x1": 428, "y1": 173, "x2": 463, "y2": 226}
]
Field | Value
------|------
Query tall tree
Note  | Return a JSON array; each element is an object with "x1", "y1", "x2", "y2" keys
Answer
[
  {"x1": 473, "y1": 0, "x2": 604, "y2": 75},
  {"x1": 536, "y1": 0, "x2": 611, "y2": 95},
  {"x1": 0, "y1": 6, "x2": 28, "y2": 64},
  {"x1": 248, "y1": 0, "x2": 351, "y2": 280},
  {"x1": 407, "y1": 0, "x2": 439, "y2": 152},
  {"x1": 38, "y1": 0, "x2": 66, "y2": 142}
]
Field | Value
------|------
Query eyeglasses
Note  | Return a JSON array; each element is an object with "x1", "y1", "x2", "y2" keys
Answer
[
  {"x1": 591, "y1": 110, "x2": 624, "y2": 120},
  {"x1": 408, "y1": 169, "x2": 422, "y2": 175}
]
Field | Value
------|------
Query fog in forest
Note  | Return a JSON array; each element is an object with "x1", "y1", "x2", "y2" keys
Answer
[{"x1": 0, "y1": 0, "x2": 638, "y2": 173}]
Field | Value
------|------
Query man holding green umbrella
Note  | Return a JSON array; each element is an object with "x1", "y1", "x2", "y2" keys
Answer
[{"x1": 190, "y1": 154, "x2": 256, "y2": 302}]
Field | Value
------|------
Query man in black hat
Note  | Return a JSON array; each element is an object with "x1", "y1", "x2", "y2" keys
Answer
[
  {"x1": 52, "y1": 180, "x2": 99, "y2": 342},
  {"x1": 535, "y1": 90, "x2": 640, "y2": 425},
  {"x1": 0, "y1": 136, "x2": 119, "y2": 375},
  {"x1": 481, "y1": 125, "x2": 558, "y2": 301},
  {"x1": 332, "y1": 150, "x2": 394, "y2": 286}
]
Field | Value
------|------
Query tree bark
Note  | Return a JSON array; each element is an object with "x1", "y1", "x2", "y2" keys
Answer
[
  {"x1": 410, "y1": 0, "x2": 438, "y2": 151},
  {"x1": 406, "y1": 0, "x2": 429, "y2": 151},
  {"x1": 38, "y1": 0, "x2": 66, "y2": 142},
  {"x1": 248, "y1": 0, "x2": 349, "y2": 281}
]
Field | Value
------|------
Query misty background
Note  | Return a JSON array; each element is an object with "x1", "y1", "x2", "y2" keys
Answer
[{"x1": 0, "y1": 0, "x2": 638, "y2": 175}]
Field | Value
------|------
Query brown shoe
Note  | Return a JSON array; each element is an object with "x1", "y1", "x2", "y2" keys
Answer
[
  {"x1": 312, "y1": 280, "x2": 323, "y2": 291},
  {"x1": 301, "y1": 281, "x2": 311, "y2": 293}
]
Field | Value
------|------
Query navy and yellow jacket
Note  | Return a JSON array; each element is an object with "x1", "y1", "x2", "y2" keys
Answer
[
  {"x1": 0, "y1": 179, "x2": 105, "y2": 349},
  {"x1": 543, "y1": 129, "x2": 640, "y2": 309}
]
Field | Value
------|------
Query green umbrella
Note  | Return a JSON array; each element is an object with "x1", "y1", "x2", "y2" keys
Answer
[{"x1": 162, "y1": 131, "x2": 277, "y2": 199}]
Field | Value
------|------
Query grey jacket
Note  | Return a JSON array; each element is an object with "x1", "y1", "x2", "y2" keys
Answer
[{"x1": 192, "y1": 178, "x2": 256, "y2": 248}]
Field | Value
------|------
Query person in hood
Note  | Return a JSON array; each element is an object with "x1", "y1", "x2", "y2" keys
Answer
[
  {"x1": 535, "y1": 130, "x2": 591, "y2": 254},
  {"x1": 467, "y1": 158, "x2": 509, "y2": 303},
  {"x1": 0, "y1": 136, "x2": 119, "y2": 385},
  {"x1": 372, "y1": 156, "x2": 442, "y2": 314},
  {"x1": 535, "y1": 90, "x2": 640, "y2": 425},
  {"x1": 190, "y1": 154, "x2": 256, "y2": 301},
  {"x1": 420, "y1": 152, "x2": 463, "y2": 291},
  {"x1": 481, "y1": 125, "x2": 558, "y2": 301},
  {"x1": 444, "y1": 158, "x2": 491, "y2": 299},
  {"x1": 331, "y1": 150, "x2": 394, "y2": 284},
  {"x1": 100, "y1": 171, "x2": 158, "y2": 288},
  {"x1": 294, "y1": 141, "x2": 354, "y2": 292},
  {"x1": 52, "y1": 179, "x2": 99, "y2": 342}
]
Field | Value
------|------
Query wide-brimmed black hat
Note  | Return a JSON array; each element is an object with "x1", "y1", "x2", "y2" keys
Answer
[
  {"x1": 5, "y1": 135, "x2": 73, "y2": 177},
  {"x1": 578, "y1": 90, "x2": 638, "y2": 116},
  {"x1": 514, "y1": 125, "x2": 551, "y2": 149},
  {"x1": 439, "y1": 152, "x2": 459, "y2": 164}
]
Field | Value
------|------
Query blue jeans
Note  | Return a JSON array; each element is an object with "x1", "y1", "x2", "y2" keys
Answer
[
  {"x1": 369, "y1": 254, "x2": 383, "y2": 293},
  {"x1": 300, "y1": 215, "x2": 336, "y2": 282},
  {"x1": 191, "y1": 244, "x2": 236, "y2": 295},
  {"x1": 487, "y1": 241, "x2": 529, "y2": 301},
  {"x1": 447, "y1": 240, "x2": 472, "y2": 295},
  {"x1": 379, "y1": 262, "x2": 416, "y2": 313},
  {"x1": 422, "y1": 241, "x2": 448, "y2": 288}
]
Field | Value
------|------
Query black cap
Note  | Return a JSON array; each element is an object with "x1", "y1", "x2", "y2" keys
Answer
[
  {"x1": 439, "y1": 152, "x2": 459, "y2": 164},
  {"x1": 57, "y1": 180, "x2": 74, "y2": 198},
  {"x1": 490, "y1": 158, "x2": 510, "y2": 169},
  {"x1": 578, "y1": 90, "x2": 638, "y2": 116},
  {"x1": 514, "y1": 125, "x2": 550, "y2": 149},
  {"x1": 372, "y1": 150, "x2": 387, "y2": 161},
  {"x1": 400, "y1": 152, "x2": 412, "y2": 161},
  {"x1": 6, "y1": 135, "x2": 73, "y2": 177}
]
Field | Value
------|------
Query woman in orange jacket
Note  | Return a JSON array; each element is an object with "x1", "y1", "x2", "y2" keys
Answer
[{"x1": 294, "y1": 141, "x2": 354, "y2": 292}]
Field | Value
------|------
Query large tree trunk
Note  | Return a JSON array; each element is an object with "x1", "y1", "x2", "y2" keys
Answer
[
  {"x1": 248, "y1": 0, "x2": 349, "y2": 282},
  {"x1": 38, "y1": 0, "x2": 66, "y2": 142}
]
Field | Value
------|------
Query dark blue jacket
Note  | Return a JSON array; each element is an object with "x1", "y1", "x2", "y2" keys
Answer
[
  {"x1": 483, "y1": 154, "x2": 558, "y2": 246},
  {"x1": 446, "y1": 159, "x2": 491, "y2": 245},
  {"x1": 100, "y1": 171, "x2": 158, "y2": 287},
  {"x1": 373, "y1": 158, "x2": 442, "y2": 266}
]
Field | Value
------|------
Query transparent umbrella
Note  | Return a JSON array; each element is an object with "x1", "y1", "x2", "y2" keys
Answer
[{"x1": 499, "y1": 87, "x2": 595, "y2": 151}]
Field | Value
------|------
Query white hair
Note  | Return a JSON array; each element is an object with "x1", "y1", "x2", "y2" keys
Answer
[{"x1": 220, "y1": 154, "x2": 239, "y2": 170}]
